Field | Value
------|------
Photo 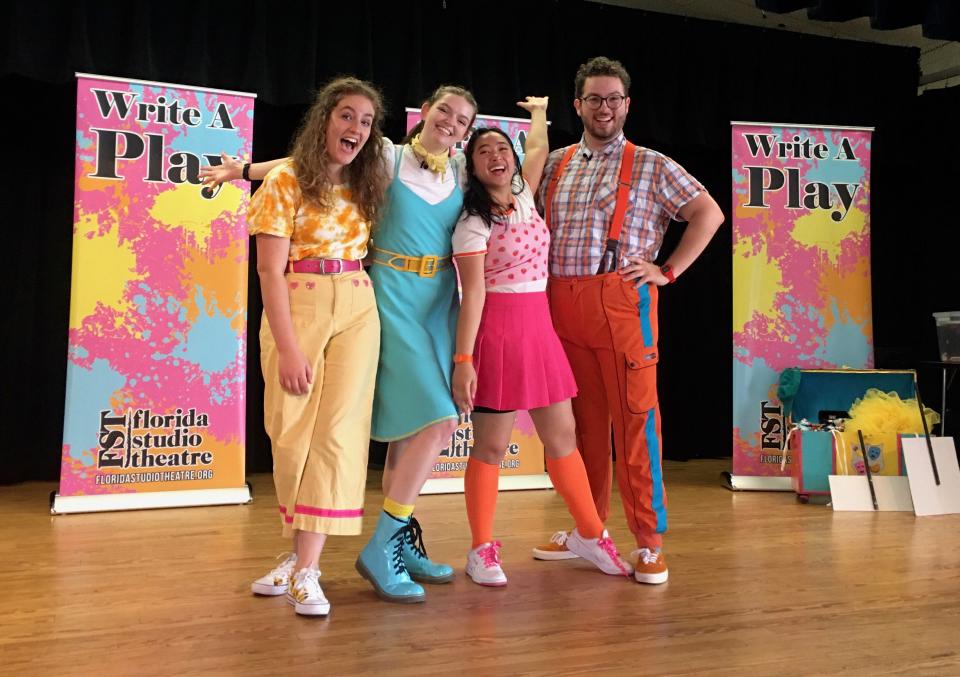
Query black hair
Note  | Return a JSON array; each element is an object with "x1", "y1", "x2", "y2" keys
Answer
[{"x1": 462, "y1": 127, "x2": 524, "y2": 228}]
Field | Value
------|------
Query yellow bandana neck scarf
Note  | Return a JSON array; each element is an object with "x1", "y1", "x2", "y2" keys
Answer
[{"x1": 410, "y1": 133, "x2": 449, "y2": 176}]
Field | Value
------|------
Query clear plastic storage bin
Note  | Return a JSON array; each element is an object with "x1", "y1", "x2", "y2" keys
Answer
[{"x1": 933, "y1": 311, "x2": 960, "y2": 362}]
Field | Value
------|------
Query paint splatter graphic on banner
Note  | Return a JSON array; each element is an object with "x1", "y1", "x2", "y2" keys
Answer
[
  {"x1": 731, "y1": 125, "x2": 873, "y2": 478},
  {"x1": 61, "y1": 77, "x2": 254, "y2": 495},
  {"x1": 431, "y1": 411, "x2": 545, "y2": 479}
]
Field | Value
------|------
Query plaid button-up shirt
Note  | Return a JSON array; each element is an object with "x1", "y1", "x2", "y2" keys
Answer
[{"x1": 537, "y1": 133, "x2": 704, "y2": 277}]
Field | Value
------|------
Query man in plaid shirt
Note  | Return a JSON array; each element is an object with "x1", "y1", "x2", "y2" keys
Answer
[{"x1": 534, "y1": 56, "x2": 724, "y2": 584}]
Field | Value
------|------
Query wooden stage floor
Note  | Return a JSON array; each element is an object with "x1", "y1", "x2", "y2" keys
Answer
[{"x1": 1, "y1": 459, "x2": 958, "y2": 676}]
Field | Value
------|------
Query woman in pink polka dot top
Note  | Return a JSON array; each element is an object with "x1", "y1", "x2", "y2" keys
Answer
[{"x1": 451, "y1": 98, "x2": 632, "y2": 587}]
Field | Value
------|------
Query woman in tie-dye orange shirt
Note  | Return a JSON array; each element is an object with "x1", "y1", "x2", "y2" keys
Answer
[
  {"x1": 245, "y1": 77, "x2": 389, "y2": 618},
  {"x1": 249, "y1": 165, "x2": 371, "y2": 261}
]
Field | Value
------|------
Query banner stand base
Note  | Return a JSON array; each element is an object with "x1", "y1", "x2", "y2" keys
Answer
[
  {"x1": 51, "y1": 486, "x2": 253, "y2": 515},
  {"x1": 722, "y1": 472, "x2": 793, "y2": 492},
  {"x1": 421, "y1": 473, "x2": 554, "y2": 496}
]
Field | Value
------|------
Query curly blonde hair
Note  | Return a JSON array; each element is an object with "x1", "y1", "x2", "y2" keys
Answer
[{"x1": 290, "y1": 77, "x2": 389, "y2": 224}]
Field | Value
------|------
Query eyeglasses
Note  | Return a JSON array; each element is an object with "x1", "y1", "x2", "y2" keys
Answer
[{"x1": 578, "y1": 94, "x2": 626, "y2": 110}]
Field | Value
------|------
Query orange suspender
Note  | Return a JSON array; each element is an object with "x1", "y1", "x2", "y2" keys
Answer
[
  {"x1": 609, "y1": 141, "x2": 636, "y2": 243},
  {"x1": 543, "y1": 141, "x2": 637, "y2": 273}
]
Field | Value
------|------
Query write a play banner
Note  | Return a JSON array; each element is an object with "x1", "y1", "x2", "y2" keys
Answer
[
  {"x1": 409, "y1": 109, "x2": 552, "y2": 493},
  {"x1": 53, "y1": 74, "x2": 255, "y2": 513},
  {"x1": 729, "y1": 122, "x2": 874, "y2": 490}
]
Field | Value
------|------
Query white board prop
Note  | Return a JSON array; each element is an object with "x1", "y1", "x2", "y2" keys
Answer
[{"x1": 902, "y1": 437, "x2": 960, "y2": 516}]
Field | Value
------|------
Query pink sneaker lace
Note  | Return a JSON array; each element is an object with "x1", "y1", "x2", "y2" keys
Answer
[
  {"x1": 597, "y1": 535, "x2": 631, "y2": 576},
  {"x1": 478, "y1": 540, "x2": 503, "y2": 567}
]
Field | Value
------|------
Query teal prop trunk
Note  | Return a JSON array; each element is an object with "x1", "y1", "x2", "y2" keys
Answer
[
  {"x1": 792, "y1": 430, "x2": 835, "y2": 496},
  {"x1": 785, "y1": 369, "x2": 916, "y2": 500}
]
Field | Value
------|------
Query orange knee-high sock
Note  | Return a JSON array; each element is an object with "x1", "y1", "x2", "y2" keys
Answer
[
  {"x1": 464, "y1": 457, "x2": 500, "y2": 548},
  {"x1": 546, "y1": 450, "x2": 604, "y2": 539}
]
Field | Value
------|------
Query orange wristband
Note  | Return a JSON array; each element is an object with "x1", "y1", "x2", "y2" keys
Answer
[{"x1": 453, "y1": 353, "x2": 473, "y2": 363}]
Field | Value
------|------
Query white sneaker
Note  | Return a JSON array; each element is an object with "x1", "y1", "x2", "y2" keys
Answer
[
  {"x1": 251, "y1": 552, "x2": 297, "y2": 595},
  {"x1": 465, "y1": 540, "x2": 508, "y2": 587},
  {"x1": 531, "y1": 530, "x2": 580, "y2": 560},
  {"x1": 286, "y1": 567, "x2": 330, "y2": 616},
  {"x1": 564, "y1": 529, "x2": 634, "y2": 576}
]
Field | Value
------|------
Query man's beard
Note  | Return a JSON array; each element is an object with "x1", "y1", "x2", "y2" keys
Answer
[{"x1": 584, "y1": 117, "x2": 622, "y2": 142}]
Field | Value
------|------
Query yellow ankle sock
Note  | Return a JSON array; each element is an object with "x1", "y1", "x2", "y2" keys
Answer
[{"x1": 383, "y1": 497, "x2": 414, "y2": 520}]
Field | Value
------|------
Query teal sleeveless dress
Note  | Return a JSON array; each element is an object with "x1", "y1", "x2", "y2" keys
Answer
[{"x1": 368, "y1": 148, "x2": 463, "y2": 441}]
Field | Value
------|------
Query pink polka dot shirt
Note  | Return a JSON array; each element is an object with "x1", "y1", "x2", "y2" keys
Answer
[{"x1": 452, "y1": 184, "x2": 549, "y2": 293}]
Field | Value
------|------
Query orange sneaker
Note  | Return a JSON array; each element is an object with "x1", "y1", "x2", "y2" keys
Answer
[
  {"x1": 531, "y1": 530, "x2": 580, "y2": 561},
  {"x1": 631, "y1": 547, "x2": 668, "y2": 584}
]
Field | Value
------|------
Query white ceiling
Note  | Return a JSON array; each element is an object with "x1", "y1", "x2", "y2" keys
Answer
[{"x1": 591, "y1": 0, "x2": 959, "y2": 90}]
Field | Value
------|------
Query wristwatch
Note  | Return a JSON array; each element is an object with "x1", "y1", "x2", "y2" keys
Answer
[{"x1": 660, "y1": 264, "x2": 676, "y2": 284}]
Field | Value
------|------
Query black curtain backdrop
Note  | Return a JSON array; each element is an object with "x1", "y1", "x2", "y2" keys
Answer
[{"x1": 3, "y1": 0, "x2": 956, "y2": 483}]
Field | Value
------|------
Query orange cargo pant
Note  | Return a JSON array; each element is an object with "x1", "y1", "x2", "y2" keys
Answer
[{"x1": 548, "y1": 273, "x2": 666, "y2": 548}]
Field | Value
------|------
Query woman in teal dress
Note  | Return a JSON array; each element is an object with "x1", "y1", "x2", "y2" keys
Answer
[
  {"x1": 356, "y1": 86, "x2": 476, "y2": 603},
  {"x1": 367, "y1": 141, "x2": 463, "y2": 440}
]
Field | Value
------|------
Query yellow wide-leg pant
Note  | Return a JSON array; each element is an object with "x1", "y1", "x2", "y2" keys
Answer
[{"x1": 260, "y1": 270, "x2": 379, "y2": 537}]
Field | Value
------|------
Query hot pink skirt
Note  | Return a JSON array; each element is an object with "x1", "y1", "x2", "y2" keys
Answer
[{"x1": 473, "y1": 291, "x2": 578, "y2": 410}]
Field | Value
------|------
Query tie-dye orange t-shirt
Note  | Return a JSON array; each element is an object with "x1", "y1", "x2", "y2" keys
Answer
[{"x1": 247, "y1": 160, "x2": 371, "y2": 261}]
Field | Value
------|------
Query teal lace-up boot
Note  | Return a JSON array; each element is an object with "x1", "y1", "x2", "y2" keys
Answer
[
  {"x1": 355, "y1": 511, "x2": 426, "y2": 603},
  {"x1": 400, "y1": 516, "x2": 454, "y2": 584}
]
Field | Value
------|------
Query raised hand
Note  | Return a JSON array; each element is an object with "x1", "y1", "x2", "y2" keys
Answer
[{"x1": 516, "y1": 96, "x2": 549, "y2": 114}]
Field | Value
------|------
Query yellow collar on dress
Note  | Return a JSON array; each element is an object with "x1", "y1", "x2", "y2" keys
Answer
[{"x1": 409, "y1": 134, "x2": 449, "y2": 176}]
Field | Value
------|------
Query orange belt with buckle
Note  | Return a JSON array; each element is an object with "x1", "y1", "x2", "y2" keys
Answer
[{"x1": 370, "y1": 247, "x2": 452, "y2": 278}]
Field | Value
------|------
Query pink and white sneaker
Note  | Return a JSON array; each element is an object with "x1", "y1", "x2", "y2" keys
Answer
[
  {"x1": 465, "y1": 540, "x2": 508, "y2": 587},
  {"x1": 564, "y1": 529, "x2": 634, "y2": 576}
]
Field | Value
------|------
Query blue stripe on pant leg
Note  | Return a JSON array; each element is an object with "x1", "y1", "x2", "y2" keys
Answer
[
  {"x1": 646, "y1": 406, "x2": 668, "y2": 533},
  {"x1": 637, "y1": 284, "x2": 654, "y2": 348}
]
